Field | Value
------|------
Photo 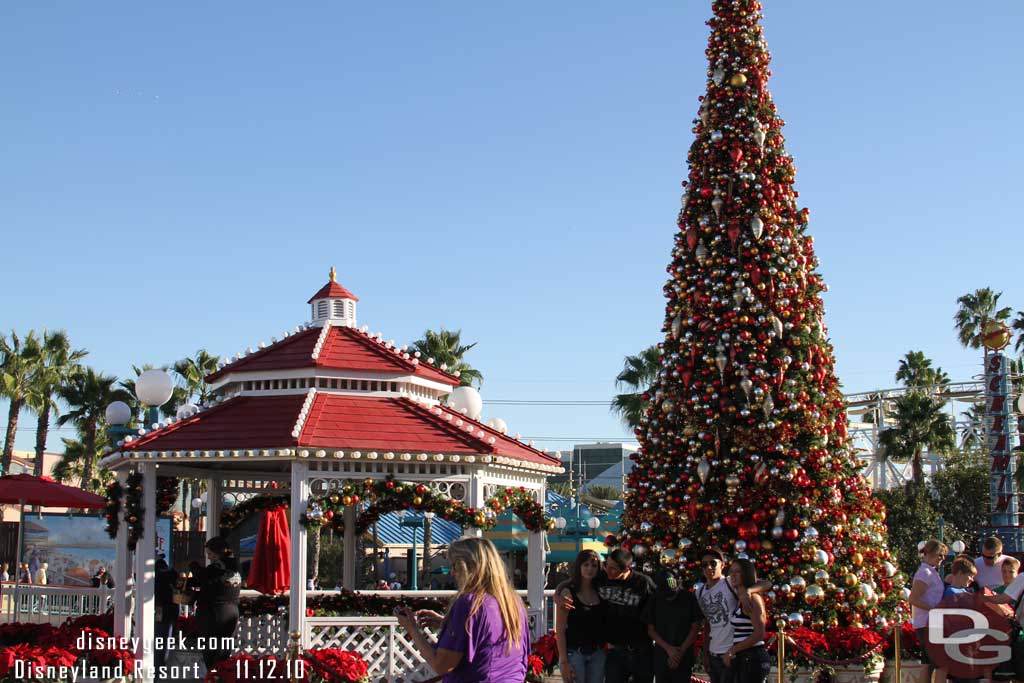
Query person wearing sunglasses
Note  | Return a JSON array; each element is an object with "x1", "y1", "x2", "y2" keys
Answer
[
  {"x1": 974, "y1": 536, "x2": 1010, "y2": 590},
  {"x1": 696, "y1": 548, "x2": 769, "y2": 683}
]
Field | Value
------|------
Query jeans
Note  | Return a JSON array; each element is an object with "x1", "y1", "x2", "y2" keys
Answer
[
  {"x1": 709, "y1": 653, "x2": 735, "y2": 683},
  {"x1": 655, "y1": 663, "x2": 693, "y2": 683},
  {"x1": 606, "y1": 647, "x2": 654, "y2": 683},
  {"x1": 732, "y1": 648, "x2": 770, "y2": 683},
  {"x1": 566, "y1": 648, "x2": 606, "y2": 683}
]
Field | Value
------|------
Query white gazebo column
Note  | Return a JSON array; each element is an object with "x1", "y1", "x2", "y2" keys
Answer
[
  {"x1": 342, "y1": 505, "x2": 357, "y2": 589},
  {"x1": 113, "y1": 470, "x2": 131, "y2": 639},
  {"x1": 132, "y1": 462, "x2": 157, "y2": 678},
  {"x1": 205, "y1": 478, "x2": 222, "y2": 543},
  {"x1": 463, "y1": 468, "x2": 485, "y2": 538},
  {"x1": 527, "y1": 531, "x2": 546, "y2": 638},
  {"x1": 289, "y1": 462, "x2": 309, "y2": 640}
]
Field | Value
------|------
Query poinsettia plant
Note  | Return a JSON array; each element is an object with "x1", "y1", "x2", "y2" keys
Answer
[
  {"x1": 526, "y1": 631, "x2": 558, "y2": 683},
  {"x1": 883, "y1": 622, "x2": 923, "y2": 661},
  {"x1": 302, "y1": 648, "x2": 369, "y2": 683}
]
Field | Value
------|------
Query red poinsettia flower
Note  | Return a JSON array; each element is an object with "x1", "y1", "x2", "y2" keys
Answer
[{"x1": 303, "y1": 648, "x2": 369, "y2": 683}]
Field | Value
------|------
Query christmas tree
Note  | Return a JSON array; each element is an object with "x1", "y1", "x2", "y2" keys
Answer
[{"x1": 618, "y1": 0, "x2": 900, "y2": 630}]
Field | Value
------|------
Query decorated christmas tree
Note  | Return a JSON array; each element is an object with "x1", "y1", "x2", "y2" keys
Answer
[{"x1": 617, "y1": 0, "x2": 900, "y2": 630}]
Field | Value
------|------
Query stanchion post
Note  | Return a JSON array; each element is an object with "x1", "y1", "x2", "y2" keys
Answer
[
  {"x1": 289, "y1": 630, "x2": 302, "y2": 683},
  {"x1": 776, "y1": 618, "x2": 787, "y2": 683},
  {"x1": 893, "y1": 620, "x2": 902, "y2": 683}
]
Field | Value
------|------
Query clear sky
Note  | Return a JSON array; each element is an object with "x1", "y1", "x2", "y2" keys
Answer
[{"x1": 3, "y1": 1, "x2": 1023, "y2": 456}]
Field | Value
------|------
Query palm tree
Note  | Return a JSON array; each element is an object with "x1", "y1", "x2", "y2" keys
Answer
[
  {"x1": 954, "y1": 288, "x2": 1012, "y2": 350},
  {"x1": 611, "y1": 345, "x2": 662, "y2": 431},
  {"x1": 410, "y1": 329, "x2": 483, "y2": 387},
  {"x1": 895, "y1": 351, "x2": 950, "y2": 391},
  {"x1": 26, "y1": 330, "x2": 87, "y2": 476},
  {"x1": 58, "y1": 368, "x2": 129, "y2": 491},
  {"x1": 1, "y1": 330, "x2": 43, "y2": 473},
  {"x1": 1010, "y1": 311, "x2": 1024, "y2": 354},
  {"x1": 174, "y1": 349, "x2": 221, "y2": 404},
  {"x1": 879, "y1": 391, "x2": 956, "y2": 489},
  {"x1": 958, "y1": 403, "x2": 987, "y2": 452}
]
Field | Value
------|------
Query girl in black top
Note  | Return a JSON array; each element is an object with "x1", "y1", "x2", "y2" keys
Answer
[
  {"x1": 195, "y1": 537, "x2": 242, "y2": 670},
  {"x1": 556, "y1": 550, "x2": 607, "y2": 683}
]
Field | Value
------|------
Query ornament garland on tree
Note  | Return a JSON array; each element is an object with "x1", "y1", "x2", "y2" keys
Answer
[
  {"x1": 156, "y1": 476, "x2": 181, "y2": 515},
  {"x1": 106, "y1": 475, "x2": 181, "y2": 547},
  {"x1": 616, "y1": 0, "x2": 900, "y2": 631}
]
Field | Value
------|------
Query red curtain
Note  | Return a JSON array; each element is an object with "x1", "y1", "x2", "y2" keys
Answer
[{"x1": 246, "y1": 505, "x2": 291, "y2": 594}]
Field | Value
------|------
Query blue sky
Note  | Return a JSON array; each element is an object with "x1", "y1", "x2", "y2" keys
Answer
[{"x1": 3, "y1": 1, "x2": 1023, "y2": 455}]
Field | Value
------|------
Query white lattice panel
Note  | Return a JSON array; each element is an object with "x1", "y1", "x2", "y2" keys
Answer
[
  {"x1": 234, "y1": 614, "x2": 289, "y2": 655},
  {"x1": 305, "y1": 617, "x2": 436, "y2": 683}
]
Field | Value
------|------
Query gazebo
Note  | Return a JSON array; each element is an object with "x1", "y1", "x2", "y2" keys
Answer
[{"x1": 98, "y1": 270, "x2": 563, "y2": 675}]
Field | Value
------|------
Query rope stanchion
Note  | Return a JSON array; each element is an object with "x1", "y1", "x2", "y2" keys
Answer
[
  {"x1": 776, "y1": 619, "x2": 787, "y2": 683},
  {"x1": 893, "y1": 621, "x2": 902, "y2": 683}
]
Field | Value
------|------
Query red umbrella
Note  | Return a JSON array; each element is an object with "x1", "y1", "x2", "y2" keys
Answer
[
  {"x1": 0, "y1": 474, "x2": 106, "y2": 508},
  {"x1": 246, "y1": 505, "x2": 291, "y2": 595},
  {"x1": 0, "y1": 474, "x2": 106, "y2": 616}
]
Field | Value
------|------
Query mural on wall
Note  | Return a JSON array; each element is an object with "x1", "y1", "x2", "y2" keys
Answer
[{"x1": 22, "y1": 514, "x2": 171, "y2": 586}]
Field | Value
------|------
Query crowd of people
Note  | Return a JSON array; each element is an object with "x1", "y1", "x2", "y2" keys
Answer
[{"x1": 909, "y1": 535, "x2": 1022, "y2": 683}]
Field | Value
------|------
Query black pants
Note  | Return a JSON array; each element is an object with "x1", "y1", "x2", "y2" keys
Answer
[
  {"x1": 655, "y1": 663, "x2": 693, "y2": 683},
  {"x1": 197, "y1": 602, "x2": 240, "y2": 670},
  {"x1": 606, "y1": 646, "x2": 654, "y2": 683},
  {"x1": 154, "y1": 618, "x2": 173, "y2": 671},
  {"x1": 732, "y1": 648, "x2": 770, "y2": 683},
  {"x1": 709, "y1": 654, "x2": 734, "y2": 683}
]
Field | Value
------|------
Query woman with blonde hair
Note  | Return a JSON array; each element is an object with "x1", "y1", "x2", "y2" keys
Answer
[
  {"x1": 909, "y1": 539, "x2": 948, "y2": 683},
  {"x1": 396, "y1": 537, "x2": 530, "y2": 683}
]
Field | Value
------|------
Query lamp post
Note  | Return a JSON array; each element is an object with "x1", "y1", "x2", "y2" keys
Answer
[
  {"x1": 554, "y1": 509, "x2": 602, "y2": 554},
  {"x1": 397, "y1": 510, "x2": 429, "y2": 590}
]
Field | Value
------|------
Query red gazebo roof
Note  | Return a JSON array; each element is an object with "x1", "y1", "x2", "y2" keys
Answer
[
  {"x1": 206, "y1": 325, "x2": 458, "y2": 386},
  {"x1": 307, "y1": 280, "x2": 359, "y2": 303},
  {"x1": 116, "y1": 393, "x2": 560, "y2": 469}
]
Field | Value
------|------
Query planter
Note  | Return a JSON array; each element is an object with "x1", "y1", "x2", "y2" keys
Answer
[
  {"x1": 831, "y1": 664, "x2": 883, "y2": 683},
  {"x1": 880, "y1": 660, "x2": 928, "y2": 683},
  {"x1": 769, "y1": 666, "x2": 817, "y2": 683}
]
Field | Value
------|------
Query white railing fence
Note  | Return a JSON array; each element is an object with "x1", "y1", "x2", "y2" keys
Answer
[{"x1": 1, "y1": 583, "x2": 113, "y2": 624}]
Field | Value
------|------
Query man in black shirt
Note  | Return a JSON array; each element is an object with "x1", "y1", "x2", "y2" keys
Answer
[
  {"x1": 644, "y1": 569, "x2": 701, "y2": 683},
  {"x1": 600, "y1": 548, "x2": 656, "y2": 683}
]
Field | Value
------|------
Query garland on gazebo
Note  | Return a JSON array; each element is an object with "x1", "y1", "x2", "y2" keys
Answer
[
  {"x1": 103, "y1": 474, "x2": 181, "y2": 549},
  {"x1": 299, "y1": 477, "x2": 553, "y2": 534},
  {"x1": 220, "y1": 494, "x2": 290, "y2": 533}
]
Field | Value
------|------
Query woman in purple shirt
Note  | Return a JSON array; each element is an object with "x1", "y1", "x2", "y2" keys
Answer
[{"x1": 397, "y1": 537, "x2": 530, "y2": 683}]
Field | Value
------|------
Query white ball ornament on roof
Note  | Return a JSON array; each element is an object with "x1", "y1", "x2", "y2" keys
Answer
[
  {"x1": 136, "y1": 369, "x2": 175, "y2": 407},
  {"x1": 105, "y1": 401, "x2": 132, "y2": 426},
  {"x1": 446, "y1": 386, "x2": 482, "y2": 421},
  {"x1": 176, "y1": 403, "x2": 200, "y2": 420},
  {"x1": 486, "y1": 417, "x2": 508, "y2": 435}
]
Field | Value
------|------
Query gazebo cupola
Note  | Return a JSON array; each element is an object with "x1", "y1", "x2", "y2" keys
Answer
[{"x1": 308, "y1": 266, "x2": 358, "y2": 327}]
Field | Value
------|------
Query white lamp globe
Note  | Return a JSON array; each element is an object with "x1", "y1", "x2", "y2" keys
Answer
[
  {"x1": 447, "y1": 386, "x2": 482, "y2": 421},
  {"x1": 951, "y1": 540, "x2": 966, "y2": 554},
  {"x1": 191, "y1": 497, "x2": 203, "y2": 510},
  {"x1": 587, "y1": 516, "x2": 601, "y2": 530},
  {"x1": 486, "y1": 417, "x2": 508, "y2": 435},
  {"x1": 136, "y1": 369, "x2": 175, "y2": 407},
  {"x1": 105, "y1": 401, "x2": 132, "y2": 426},
  {"x1": 176, "y1": 403, "x2": 199, "y2": 420},
  {"x1": 554, "y1": 517, "x2": 567, "y2": 530}
]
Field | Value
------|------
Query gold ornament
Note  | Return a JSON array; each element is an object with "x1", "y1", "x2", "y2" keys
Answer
[
  {"x1": 729, "y1": 73, "x2": 748, "y2": 87},
  {"x1": 329, "y1": 494, "x2": 340, "y2": 504},
  {"x1": 413, "y1": 496, "x2": 423, "y2": 506},
  {"x1": 843, "y1": 573, "x2": 859, "y2": 588},
  {"x1": 341, "y1": 495, "x2": 352, "y2": 506},
  {"x1": 850, "y1": 552, "x2": 864, "y2": 567}
]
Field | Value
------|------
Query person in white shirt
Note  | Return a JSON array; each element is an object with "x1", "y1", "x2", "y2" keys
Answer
[
  {"x1": 974, "y1": 536, "x2": 1011, "y2": 590},
  {"x1": 910, "y1": 540, "x2": 948, "y2": 683},
  {"x1": 0, "y1": 563, "x2": 9, "y2": 582},
  {"x1": 34, "y1": 562, "x2": 48, "y2": 585}
]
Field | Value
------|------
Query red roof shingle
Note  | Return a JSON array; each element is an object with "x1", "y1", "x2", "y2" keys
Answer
[
  {"x1": 307, "y1": 281, "x2": 359, "y2": 303},
  {"x1": 118, "y1": 394, "x2": 560, "y2": 468}
]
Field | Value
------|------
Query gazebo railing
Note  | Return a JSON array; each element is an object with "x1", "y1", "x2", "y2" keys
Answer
[{"x1": 0, "y1": 583, "x2": 114, "y2": 624}]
